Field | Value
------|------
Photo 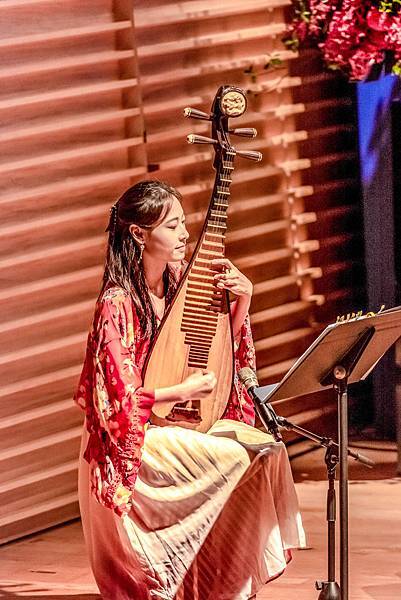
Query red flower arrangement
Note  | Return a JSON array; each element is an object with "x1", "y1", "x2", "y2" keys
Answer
[{"x1": 284, "y1": 0, "x2": 401, "y2": 80}]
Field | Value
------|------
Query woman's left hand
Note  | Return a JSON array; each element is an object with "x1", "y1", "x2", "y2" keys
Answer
[{"x1": 211, "y1": 258, "x2": 253, "y2": 298}]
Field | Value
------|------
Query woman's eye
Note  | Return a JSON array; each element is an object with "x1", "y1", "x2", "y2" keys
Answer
[{"x1": 166, "y1": 219, "x2": 185, "y2": 230}]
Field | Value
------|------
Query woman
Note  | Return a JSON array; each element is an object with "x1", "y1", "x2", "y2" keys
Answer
[{"x1": 75, "y1": 180, "x2": 305, "y2": 600}]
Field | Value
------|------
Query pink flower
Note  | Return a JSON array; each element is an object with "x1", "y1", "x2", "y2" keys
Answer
[
  {"x1": 367, "y1": 6, "x2": 394, "y2": 31},
  {"x1": 348, "y1": 48, "x2": 382, "y2": 79},
  {"x1": 295, "y1": 20, "x2": 309, "y2": 42},
  {"x1": 285, "y1": 0, "x2": 401, "y2": 80}
]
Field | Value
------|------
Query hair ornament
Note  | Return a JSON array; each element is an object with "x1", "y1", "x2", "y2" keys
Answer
[{"x1": 105, "y1": 202, "x2": 119, "y2": 236}]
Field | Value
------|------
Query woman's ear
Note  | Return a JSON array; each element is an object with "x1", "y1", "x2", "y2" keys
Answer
[{"x1": 129, "y1": 224, "x2": 145, "y2": 245}]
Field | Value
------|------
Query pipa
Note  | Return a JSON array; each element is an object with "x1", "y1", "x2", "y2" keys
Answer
[{"x1": 143, "y1": 85, "x2": 262, "y2": 432}]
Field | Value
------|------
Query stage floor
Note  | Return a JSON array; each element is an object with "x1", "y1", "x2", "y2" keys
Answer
[{"x1": 1, "y1": 446, "x2": 400, "y2": 600}]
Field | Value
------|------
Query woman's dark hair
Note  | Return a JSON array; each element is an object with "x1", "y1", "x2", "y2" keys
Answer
[{"x1": 102, "y1": 180, "x2": 183, "y2": 339}]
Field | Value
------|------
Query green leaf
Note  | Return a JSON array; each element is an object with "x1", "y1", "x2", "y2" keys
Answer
[
  {"x1": 270, "y1": 57, "x2": 283, "y2": 67},
  {"x1": 283, "y1": 37, "x2": 299, "y2": 51},
  {"x1": 392, "y1": 62, "x2": 401, "y2": 76}
]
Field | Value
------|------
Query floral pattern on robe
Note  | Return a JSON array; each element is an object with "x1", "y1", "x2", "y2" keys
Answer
[{"x1": 74, "y1": 284, "x2": 257, "y2": 516}]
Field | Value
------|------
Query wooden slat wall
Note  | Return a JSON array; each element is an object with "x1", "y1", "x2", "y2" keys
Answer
[
  {"x1": 133, "y1": 0, "x2": 361, "y2": 431},
  {"x1": 134, "y1": 0, "x2": 317, "y2": 384},
  {"x1": 0, "y1": 0, "x2": 146, "y2": 543},
  {"x1": 0, "y1": 0, "x2": 362, "y2": 542}
]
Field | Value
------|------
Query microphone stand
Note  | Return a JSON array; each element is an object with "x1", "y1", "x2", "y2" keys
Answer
[{"x1": 253, "y1": 397, "x2": 374, "y2": 600}]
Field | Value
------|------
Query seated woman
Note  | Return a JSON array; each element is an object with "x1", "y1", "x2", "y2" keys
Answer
[{"x1": 74, "y1": 180, "x2": 305, "y2": 600}]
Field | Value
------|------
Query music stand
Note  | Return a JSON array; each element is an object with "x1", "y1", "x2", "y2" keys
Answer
[{"x1": 255, "y1": 307, "x2": 401, "y2": 600}]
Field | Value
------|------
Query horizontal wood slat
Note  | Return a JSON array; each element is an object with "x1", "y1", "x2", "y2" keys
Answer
[
  {"x1": 134, "y1": 0, "x2": 291, "y2": 29},
  {"x1": 0, "y1": 366, "x2": 82, "y2": 418},
  {"x1": 140, "y1": 50, "x2": 297, "y2": 88},
  {"x1": 0, "y1": 78, "x2": 138, "y2": 111},
  {"x1": 0, "y1": 20, "x2": 132, "y2": 49},
  {"x1": 0, "y1": 460, "x2": 78, "y2": 506},
  {"x1": 0, "y1": 492, "x2": 79, "y2": 546},
  {"x1": 138, "y1": 23, "x2": 287, "y2": 58},
  {"x1": 0, "y1": 107, "x2": 141, "y2": 143},
  {"x1": 0, "y1": 137, "x2": 143, "y2": 175},
  {"x1": 0, "y1": 166, "x2": 147, "y2": 215},
  {"x1": 0, "y1": 50, "x2": 134, "y2": 80}
]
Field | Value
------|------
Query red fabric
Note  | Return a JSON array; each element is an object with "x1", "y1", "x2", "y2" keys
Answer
[{"x1": 74, "y1": 281, "x2": 256, "y2": 516}]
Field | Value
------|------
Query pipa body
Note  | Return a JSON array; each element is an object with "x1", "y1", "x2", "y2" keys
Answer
[
  {"x1": 142, "y1": 86, "x2": 262, "y2": 432},
  {"x1": 143, "y1": 259, "x2": 235, "y2": 432}
]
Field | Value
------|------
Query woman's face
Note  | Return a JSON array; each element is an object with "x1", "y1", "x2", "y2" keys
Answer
[{"x1": 143, "y1": 196, "x2": 189, "y2": 263}]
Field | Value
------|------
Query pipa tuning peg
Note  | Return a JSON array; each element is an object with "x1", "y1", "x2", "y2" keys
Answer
[
  {"x1": 236, "y1": 150, "x2": 263, "y2": 162},
  {"x1": 184, "y1": 107, "x2": 212, "y2": 121},
  {"x1": 229, "y1": 128, "x2": 257, "y2": 138},
  {"x1": 187, "y1": 134, "x2": 216, "y2": 145}
]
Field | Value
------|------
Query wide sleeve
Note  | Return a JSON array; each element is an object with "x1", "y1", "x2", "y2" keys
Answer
[
  {"x1": 223, "y1": 312, "x2": 257, "y2": 425},
  {"x1": 83, "y1": 289, "x2": 155, "y2": 515},
  {"x1": 234, "y1": 313, "x2": 256, "y2": 373}
]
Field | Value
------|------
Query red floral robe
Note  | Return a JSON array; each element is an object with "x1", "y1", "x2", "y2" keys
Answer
[{"x1": 74, "y1": 281, "x2": 257, "y2": 516}]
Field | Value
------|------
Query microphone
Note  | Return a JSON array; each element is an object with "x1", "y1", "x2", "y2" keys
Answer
[{"x1": 238, "y1": 367, "x2": 282, "y2": 442}]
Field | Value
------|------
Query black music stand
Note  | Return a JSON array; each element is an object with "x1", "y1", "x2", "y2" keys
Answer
[{"x1": 255, "y1": 307, "x2": 401, "y2": 600}]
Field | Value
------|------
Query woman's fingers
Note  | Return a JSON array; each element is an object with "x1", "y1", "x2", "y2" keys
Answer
[
  {"x1": 215, "y1": 275, "x2": 240, "y2": 288},
  {"x1": 216, "y1": 281, "x2": 240, "y2": 290},
  {"x1": 211, "y1": 258, "x2": 231, "y2": 267},
  {"x1": 210, "y1": 258, "x2": 235, "y2": 273},
  {"x1": 210, "y1": 258, "x2": 252, "y2": 297},
  {"x1": 216, "y1": 273, "x2": 238, "y2": 281},
  {"x1": 215, "y1": 277, "x2": 251, "y2": 297}
]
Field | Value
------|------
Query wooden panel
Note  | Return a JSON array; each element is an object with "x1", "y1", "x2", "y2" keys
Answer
[
  {"x1": 133, "y1": 0, "x2": 320, "y2": 392},
  {"x1": 0, "y1": 0, "x2": 146, "y2": 543},
  {"x1": 133, "y1": 0, "x2": 361, "y2": 439},
  {"x1": 1, "y1": 0, "x2": 362, "y2": 543}
]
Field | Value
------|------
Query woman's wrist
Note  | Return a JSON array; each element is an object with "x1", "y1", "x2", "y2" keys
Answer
[
  {"x1": 231, "y1": 293, "x2": 251, "y2": 317},
  {"x1": 154, "y1": 383, "x2": 185, "y2": 404},
  {"x1": 231, "y1": 293, "x2": 251, "y2": 339}
]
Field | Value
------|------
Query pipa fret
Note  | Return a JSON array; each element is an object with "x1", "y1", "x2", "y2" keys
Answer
[{"x1": 180, "y1": 152, "x2": 234, "y2": 366}]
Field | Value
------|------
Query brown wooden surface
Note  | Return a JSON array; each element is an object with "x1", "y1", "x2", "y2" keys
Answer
[
  {"x1": 0, "y1": 0, "x2": 146, "y2": 543},
  {"x1": 146, "y1": 278, "x2": 234, "y2": 431},
  {"x1": 1, "y1": 0, "x2": 364, "y2": 543},
  {"x1": 132, "y1": 0, "x2": 363, "y2": 439}
]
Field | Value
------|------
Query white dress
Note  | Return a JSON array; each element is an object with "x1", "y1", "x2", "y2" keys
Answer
[{"x1": 79, "y1": 419, "x2": 306, "y2": 600}]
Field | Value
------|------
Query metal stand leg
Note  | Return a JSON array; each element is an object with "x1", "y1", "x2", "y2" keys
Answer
[
  {"x1": 336, "y1": 370, "x2": 349, "y2": 600},
  {"x1": 316, "y1": 443, "x2": 341, "y2": 600}
]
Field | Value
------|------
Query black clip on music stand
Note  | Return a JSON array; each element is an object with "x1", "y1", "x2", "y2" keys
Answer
[{"x1": 254, "y1": 307, "x2": 401, "y2": 600}]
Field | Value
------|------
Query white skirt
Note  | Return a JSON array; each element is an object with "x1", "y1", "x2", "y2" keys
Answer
[{"x1": 79, "y1": 419, "x2": 306, "y2": 600}]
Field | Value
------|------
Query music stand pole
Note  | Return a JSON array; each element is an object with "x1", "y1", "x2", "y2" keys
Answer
[
  {"x1": 320, "y1": 441, "x2": 340, "y2": 600},
  {"x1": 333, "y1": 366, "x2": 349, "y2": 600}
]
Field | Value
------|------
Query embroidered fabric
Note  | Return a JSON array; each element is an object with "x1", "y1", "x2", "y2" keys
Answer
[{"x1": 74, "y1": 272, "x2": 257, "y2": 515}]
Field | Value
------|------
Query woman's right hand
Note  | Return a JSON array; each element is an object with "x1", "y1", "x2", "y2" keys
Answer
[
  {"x1": 154, "y1": 371, "x2": 217, "y2": 404},
  {"x1": 178, "y1": 371, "x2": 217, "y2": 402}
]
